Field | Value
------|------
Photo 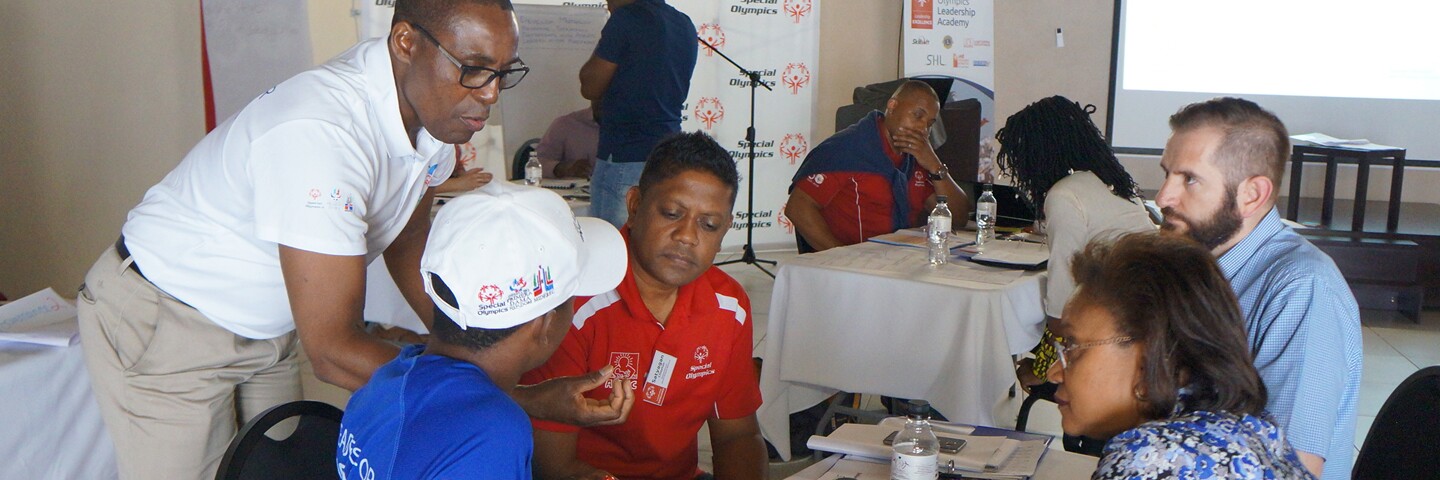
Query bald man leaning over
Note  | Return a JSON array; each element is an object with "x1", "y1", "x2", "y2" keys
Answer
[
  {"x1": 76, "y1": 1, "x2": 627, "y2": 478},
  {"x1": 786, "y1": 80, "x2": 970, "y2": 251}
]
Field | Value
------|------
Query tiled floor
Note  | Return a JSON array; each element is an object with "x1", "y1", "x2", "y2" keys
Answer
[{"x1": 303, "y1": 246, "x2": 1440, "y2": 476}]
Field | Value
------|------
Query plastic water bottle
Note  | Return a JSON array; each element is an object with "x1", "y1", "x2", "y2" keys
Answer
[
  {"x1": 525, "y1": 150, "x2": 543, "y2": 187},
  {"x1": 976, "y1": 184, "x2": 997, "y2": 248},
  {"x1": 891, "y1": 400, "x2": 939, "y2": 480},
  {"x1": 927, "y1": 196, "x2": 952, "y2": 266}
]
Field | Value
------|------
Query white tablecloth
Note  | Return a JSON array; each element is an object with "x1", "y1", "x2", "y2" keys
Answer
[
  {"x1": 758, "y1": 242, "x2": 1048, "y2": 460},
  {"x1": 0, "y1": 332, "x2": 118, "y2": 479},
  {"x1": 787, "y1": 449, "x2": 1098, "y2": 480}
]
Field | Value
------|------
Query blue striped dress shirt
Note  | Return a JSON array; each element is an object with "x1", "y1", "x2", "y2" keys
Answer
[{"x1": 1217, "y1": 208, "x2": 1363, "y2": 480}]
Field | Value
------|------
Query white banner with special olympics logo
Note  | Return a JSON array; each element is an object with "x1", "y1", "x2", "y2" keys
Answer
[
  {"x1": 675, "y1": 0, "x2": 819, "y2": 250},
  {"x1": 902, "y1": 0, "x2": 997, "y2": 182}
]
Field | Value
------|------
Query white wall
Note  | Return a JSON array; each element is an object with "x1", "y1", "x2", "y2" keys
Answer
[
  {"x1": 814, "y1": 1, "x2": 903, "y2": 136},
  {"x1": 0, "y1": 0, "x2": 207, "y2": 298}
]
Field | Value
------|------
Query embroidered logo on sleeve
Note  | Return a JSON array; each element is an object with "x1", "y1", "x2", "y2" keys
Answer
[
  {"x1": 305, "y1": 187, "x2": 358, "y2": 213},
  {"x1": 807, "y1": 173, "x2": 825, "y2": 186}
]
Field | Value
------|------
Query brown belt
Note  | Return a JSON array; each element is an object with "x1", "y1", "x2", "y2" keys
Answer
[{"x1": 115, "y1": 235, "x2": 145, "y2": 279}]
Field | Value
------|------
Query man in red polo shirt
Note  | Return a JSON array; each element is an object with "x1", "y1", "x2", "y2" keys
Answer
[
  {"x1": 524, "y1": 132, "x2": 766, "y2": 480},
  {"x1": 786, "y1": 80, "x2": 970, "y2": 251}
]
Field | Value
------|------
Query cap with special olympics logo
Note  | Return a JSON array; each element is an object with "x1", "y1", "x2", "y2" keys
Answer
[{"x1": 420, "y1": 183, "x2": 627, "y2": 330}]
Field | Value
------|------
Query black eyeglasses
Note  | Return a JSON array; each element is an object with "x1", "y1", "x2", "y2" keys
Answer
[{"x1": 411, "y1": 23, "x2": 529, "y2": 90}]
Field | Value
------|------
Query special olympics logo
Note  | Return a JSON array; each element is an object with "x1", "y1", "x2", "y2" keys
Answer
[
  {"x1": 476, "y1": 284, "x2": 503, "y2": 304},
  {"x1": 694, "y1": 97, "x2": 724, "y2": 130},
  {"x1": 779, "y1": 133, "x2": 809, "y2": 164},
  {"x1": 693, "y1": 345, "x2": 709, "y2": 363},
  {"x1": 779, "y1": 203, "x2": 794, "y2": 234},
  {"x1": 697, "y1": 23, "x2": 725, "y2": 57},
  {"x1": 781, "y1": 63, "x2": 811, "y2": 95},
  {"x1": 308, "y1": 188, "x2": 320, "y2": 200},
  {"x1": 783, "y1": 0, "x2": 812, "y2": 23}
]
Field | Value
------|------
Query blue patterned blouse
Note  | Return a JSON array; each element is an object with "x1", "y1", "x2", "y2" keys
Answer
[{"x1": 1094, "y1": 407, "x2": 1317, "y2": 479}]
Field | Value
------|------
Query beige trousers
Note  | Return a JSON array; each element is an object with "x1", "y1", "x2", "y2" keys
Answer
[{"x1": 77, "y1": 245, "x2": 301, "y2": 480}]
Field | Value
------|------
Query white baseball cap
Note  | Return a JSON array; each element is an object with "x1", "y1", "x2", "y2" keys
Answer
[{"x1": 421, "y1": 183, "x2": 627, "y2": 330}]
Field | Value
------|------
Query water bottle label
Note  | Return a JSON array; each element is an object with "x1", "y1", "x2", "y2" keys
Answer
[
  {"x1": 928, "y1": 216, "x2": 951, "y2": 238},
  {"x1": 891, "y1": 451, "x2": 939, "y2": 480}
]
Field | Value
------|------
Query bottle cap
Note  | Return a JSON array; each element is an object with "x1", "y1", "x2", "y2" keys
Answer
[
  {"x1": 906, "y1": 399, "x2": 932, "y2": 419},
  {"x1": 936, "y1": 195, "x2": 948, "y2": 203}
]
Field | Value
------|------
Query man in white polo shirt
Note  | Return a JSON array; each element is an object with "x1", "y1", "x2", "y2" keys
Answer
[{"x1": 76, "y1": 1, "x2": 628, "y2": 478}]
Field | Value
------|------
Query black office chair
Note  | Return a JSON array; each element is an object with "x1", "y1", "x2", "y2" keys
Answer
[
  {"x1": 1354, "y1": 366, "x2": 1440, "y2": 480},
  {"x1": 511, "y1": 138, "x2": 541, "y2": 180},
  {"x1": 1016, "y1": 380, "x2": 1105, "y2": 456},
  {"x1": 794, "y1": 231, "x2": 816, "y2": 254},
  {"x1": 215, "y1": 400, "x2": 345, "y2": 480},
  {"x1": 1015, "y1": 382, "x2": 1057, "y2": 433}
]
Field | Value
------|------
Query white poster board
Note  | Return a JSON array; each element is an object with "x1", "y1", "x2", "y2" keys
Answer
[
  {"x1": 902, "y1": 0, "x2": 996, "y2": 182},
  {"x1": 500, "y1": 4, "x2": 608, "y2": 178},
  {"x1": 203, "y1": 0, "x2": 314, "y2": 123}
]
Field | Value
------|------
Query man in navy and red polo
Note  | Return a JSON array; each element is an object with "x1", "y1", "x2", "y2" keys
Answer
[
  {"x1": 524, "y1": 132, "x2": 767, "y2": 480},
  {"x1": 786, "y1": 80, "x2": 970, "y2": 252}
]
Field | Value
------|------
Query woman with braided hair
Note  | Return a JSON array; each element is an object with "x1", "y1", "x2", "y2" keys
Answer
[{"x1": 994, "y1": 95, "x2": 1155, "y2": 452}]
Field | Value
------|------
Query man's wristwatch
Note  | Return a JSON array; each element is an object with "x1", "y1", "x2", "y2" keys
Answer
[{"x1": 927, "y1": 165, "x2": 948, "y2": 181}]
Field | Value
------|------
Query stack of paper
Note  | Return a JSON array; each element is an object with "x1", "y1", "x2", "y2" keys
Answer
[
  {"x1": 787, "y1": 455, "x2": 889, "y2": 480},
  {"x1": 0, "y1": 288, "x2": 80, "y2": 347},
  {"x1": 867, "y1": 228, "x2": 973, "y2": 252},
  {"x1": 806, "y1": 419, "x2": 1047, "y2": 479},
  {"x1": 1291, "y1": 132, "x2": 1401, "y2": 151},
  {"x1": 968, "y1": 240, "x2": 1049, "y2": 270}
]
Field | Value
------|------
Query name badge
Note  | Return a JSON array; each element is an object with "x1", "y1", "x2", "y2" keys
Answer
[{"x1": 641, "y1": 351, "x2": 677, "y2": 406}]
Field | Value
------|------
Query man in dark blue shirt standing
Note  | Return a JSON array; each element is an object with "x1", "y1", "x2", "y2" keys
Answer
[{"x1": 581, "y1": 0, "x2": 698, "y2": 228}]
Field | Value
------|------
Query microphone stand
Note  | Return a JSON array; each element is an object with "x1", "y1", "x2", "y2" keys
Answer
[{"x1": 700, "y1": 36, "x2": 776, "y2": 278}]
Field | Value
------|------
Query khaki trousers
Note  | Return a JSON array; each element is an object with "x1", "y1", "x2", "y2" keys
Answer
[{"x1": 77, "y1": 245, "x2": 300, "y2": 480}]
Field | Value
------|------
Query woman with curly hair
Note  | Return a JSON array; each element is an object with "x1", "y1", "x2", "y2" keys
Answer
[{"x1": 995, "y1": 95, "x2": 1155, "y2": 453}]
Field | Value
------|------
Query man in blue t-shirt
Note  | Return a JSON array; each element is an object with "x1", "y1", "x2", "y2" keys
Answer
[
  {"x1": 337, "y1": 184, "x2": 630, "y2": 479},
  {"x1": 580, "y1": 0, "x2": 698, "y2": 228}
]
